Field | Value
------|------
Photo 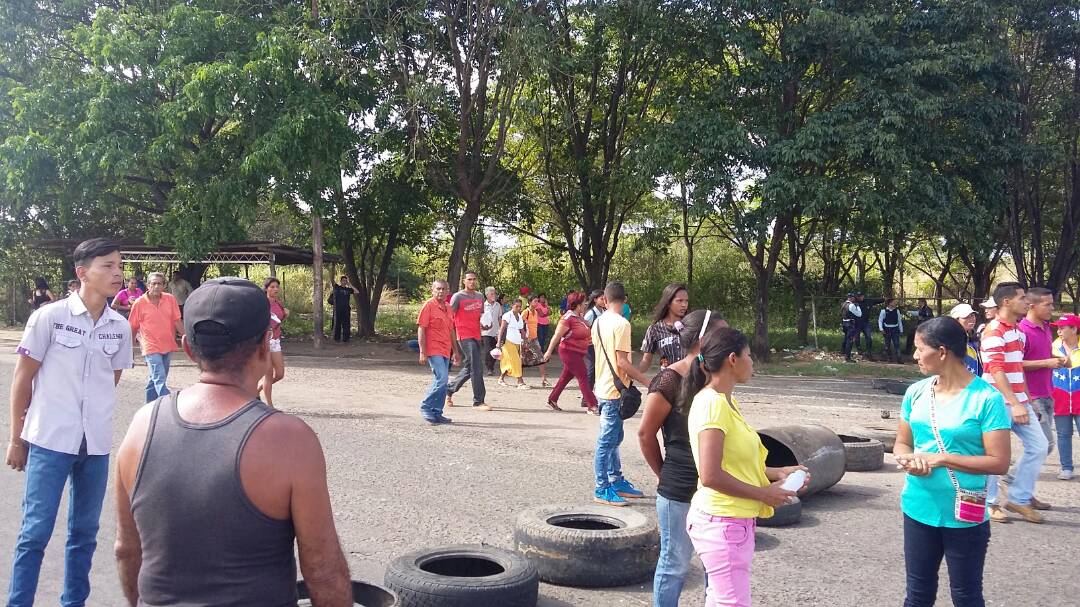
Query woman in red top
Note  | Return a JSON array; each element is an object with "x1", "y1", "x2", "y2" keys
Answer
[
  {"x1": 260, "y1": 277, "x2": 289, "y2": 407},
  {"x1": 542, "y1": 291, "x2": 598, "y2": 413}
]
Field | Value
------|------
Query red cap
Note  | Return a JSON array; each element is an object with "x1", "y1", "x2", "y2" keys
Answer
[{"x1": 1050, "y1": 314, "x2": 1080, "y2": 328}]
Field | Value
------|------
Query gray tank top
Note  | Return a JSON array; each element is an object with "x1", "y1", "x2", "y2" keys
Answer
[{"x1": 131, "y1": 393, "x2": 298, "y2": 607}]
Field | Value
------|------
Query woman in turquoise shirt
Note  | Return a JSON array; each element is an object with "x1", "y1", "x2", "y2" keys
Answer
[{"x1": 894, "y1": 317, "x2": 1011, "y2": 607}]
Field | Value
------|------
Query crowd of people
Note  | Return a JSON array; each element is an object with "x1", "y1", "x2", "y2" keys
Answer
[
  {"x1": 6, "y1": 239, "x2": 1079, "y2": 607},
  {"x1": 841, "y1": 292, "x2": 937, "y2": 363}
]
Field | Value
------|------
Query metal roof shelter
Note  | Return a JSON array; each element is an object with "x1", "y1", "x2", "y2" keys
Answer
[{"x1": 28, "y1": 239, "x2": 340, "y2": 275}]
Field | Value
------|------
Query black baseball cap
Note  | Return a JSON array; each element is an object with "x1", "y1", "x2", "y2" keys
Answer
[{"x1": 184, "y1": 277, "x2": 270, "y2": 347}]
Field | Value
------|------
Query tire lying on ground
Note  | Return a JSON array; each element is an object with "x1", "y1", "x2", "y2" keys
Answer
[
  {"x1": 757, "y1": 497, "x2": 802, "y2": 527},
  {"x1": 847, "y1": 425, "x2": 897, "y2": 453},
  {"x1": 514, "y1": 504, "x2": 658, "y2": 588},
  {"x1": 297, "y1": 580, "x2": 398, "y2": 607},
  {"x1": 384, "y1": 544, "x2": 538, "y2": 607},
  {"x1": 837, "y1": 435, "x2": 885, "y2": 472},
  {"x1": 871, "y1": 378, "x2": 915, "y2": 395}
]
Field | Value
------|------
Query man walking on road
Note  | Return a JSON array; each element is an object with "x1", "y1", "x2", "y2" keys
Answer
[
  {"x1": 1020, "y1": 287, "x2": 1065, "y2": 458},
  {"x1": 166, "y1": 271, "x2": 192, "y2": 317},
  {"x1": 639, "y1": 283, "x2": 689, "y2": 372},
  {"x1": 446, "y1": 271, "x2": 490, "y2": 410},
  {"x1": 129, "y1": 272, "x2": 184, "y2": 402},
  {"x1": 6, "y1": 238, "x2": 133, "y2": 606},
  {"x1": 592, "y1": 282, "x2": 651, "y2": 506},
  {"x1": 417, "y1": 280, "x2": 461, "y2": 425},
  {"x1": 113, "y1": 277, "x2": 351, "y2": 605},
  {"x1": 981, "y1": 282, "x2": 1050, "y2": 523},
  {"x1": 481, "y1": 286, "x2": 501, "y2": 376},
  {"x1": 878, "y1": 298, "x2": 904, "y2": 363}
]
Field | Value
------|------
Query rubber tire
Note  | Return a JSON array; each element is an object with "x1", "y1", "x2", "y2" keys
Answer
[
  {"x1": 872, "y1": 378, "x2": 914, "y2": 395},
  {"x1": 297, "y1": 581, "x2": 398, "y2": 606},
  {"x1": 837, "y1": 435, "x2": 885, "y2": 472},
  {"x1": 384, "y1": 544, "x2": 538, "y2": 607},
  {"x1": 756, "y1": 497, "x2": 802, "y2": 527},
  {"x1": 513, "y1": 504, "x2": 658, "y2": 588}
]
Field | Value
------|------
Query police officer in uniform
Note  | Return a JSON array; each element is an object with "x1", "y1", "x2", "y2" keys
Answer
[
  {"x1": 878, "y1": 298, "x2": 904, "y2": 363},
  {"x1": 329, "y1": 275, "x2": 358, "y2": 343},
  {"x1": 841, "y1": 292, "x2": 863, "y2": 363}
]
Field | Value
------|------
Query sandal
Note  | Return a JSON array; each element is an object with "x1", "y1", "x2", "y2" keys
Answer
[
  {"x1": 499, "y1": 380, "x2": 512, "y2": 388},
  {"x1": 546, "y1": 400, "x2": 563, "y2": 411},
  {"x1": 516, "y1": 383, "x2": 531, "y2": 390},
  {"x1": 541, "y1": 379, "x2": 551, "y2": 388}
]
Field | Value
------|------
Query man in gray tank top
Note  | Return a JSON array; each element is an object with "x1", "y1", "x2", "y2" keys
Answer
[{"x1": 113, "y1": 277, "x2": 351, "y2": 606}]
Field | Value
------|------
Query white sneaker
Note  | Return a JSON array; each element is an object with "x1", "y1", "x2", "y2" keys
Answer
[{"x1": 1058, "y1": 470, "x2": 1073, "y2": 481}]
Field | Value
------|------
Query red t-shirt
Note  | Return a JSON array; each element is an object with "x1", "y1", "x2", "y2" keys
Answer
[
  {"x1": 558, "y1": 312, "x2": 592, "y2": 354},
  {"x1": 418, "y1": 298, "x2": 454, "y2": 358},
  {"x1": 269, "y1": 299, "x2": 286, "y2": 340},
  {"x1": 450, "y1": 290, "x2": 485, "y2": 340}
]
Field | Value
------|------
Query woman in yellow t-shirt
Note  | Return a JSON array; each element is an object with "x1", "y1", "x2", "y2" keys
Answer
[{"x1": 683, "y1": 327, "x2": 808, "y2": 606}]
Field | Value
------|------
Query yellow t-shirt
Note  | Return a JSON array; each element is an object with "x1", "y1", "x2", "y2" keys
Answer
[
  {"x1": 687, "y1": 387, "x2": 773, "y2": 518},
  {"x1": 592, "y1": 311, "x2": 632, "y2": 400}
]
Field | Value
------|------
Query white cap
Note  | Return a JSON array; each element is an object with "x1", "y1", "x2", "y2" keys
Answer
[
  {"x1": 949, "y1": 303, "x2": 976, "y2": 319},
  {"x1": 980, "y1": 297, "x2": 997, "y2": 308}
]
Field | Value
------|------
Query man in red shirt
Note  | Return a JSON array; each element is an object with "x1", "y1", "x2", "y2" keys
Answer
[
  {"x1": 129, "y1": 272, "x2": 184, "y2": 403},
  {"x1": 981, "y1": 282, "x2": 1049, "y2": 523},
  {"x1": 418, "y1": 280, "x2": 461, "y2": 424},
  {"x1": 445, "y1": 270, "x2": 490, "y2": 410}
]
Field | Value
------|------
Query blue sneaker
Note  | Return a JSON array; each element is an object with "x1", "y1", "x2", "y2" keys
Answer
[
  {"x1": 593, "y1": 486, "x2": 628, "y2": 507},
  {"x1": 611, "y1": 479, "x2": 644, "y2": 498},
  {"x1": 435, "y1": 414, "x2": 453, "y2": 424}
]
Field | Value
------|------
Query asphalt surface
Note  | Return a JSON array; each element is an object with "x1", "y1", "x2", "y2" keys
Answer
[{"x1": 0, "y1": 331, "x2": 1077, "y2": 606}]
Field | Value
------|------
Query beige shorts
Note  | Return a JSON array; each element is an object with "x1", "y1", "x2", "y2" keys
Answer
[{"x1": 269, "y1": 338, "x2": 282, "y2": 353}]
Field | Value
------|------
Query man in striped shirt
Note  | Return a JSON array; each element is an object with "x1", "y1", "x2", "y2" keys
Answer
[{"x1": 981, "y1": 282, "x2": 1049, "y2": 523}]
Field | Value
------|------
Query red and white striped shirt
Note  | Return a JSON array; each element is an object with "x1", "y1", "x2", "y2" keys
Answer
[{"x1": 981, "y1": 318, "x2": 1029, "y2": 404}]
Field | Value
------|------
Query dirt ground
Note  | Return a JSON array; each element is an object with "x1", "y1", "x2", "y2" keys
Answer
[{"x1": 0, "y1": 329, "x2": 1078, "y2": 606}]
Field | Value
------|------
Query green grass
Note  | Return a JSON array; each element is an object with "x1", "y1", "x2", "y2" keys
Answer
[{"x1": 756, "y1": 360, "x2": 923, "y2": 379}]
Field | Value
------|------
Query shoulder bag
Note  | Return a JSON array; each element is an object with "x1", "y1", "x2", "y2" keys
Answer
[
  {"x1": 928, "y1": 381, "x2": 987, "y2": 524},
  {"x1": 594, "y1": 319, "x2": 642, "y2": 419}
]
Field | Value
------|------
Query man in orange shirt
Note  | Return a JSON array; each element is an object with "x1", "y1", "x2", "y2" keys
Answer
[
  {"x1": 129, "y1": 272, "x2": 184, "y2": 402},
  {"x1": 418, "y1": 280, "x2": 461, "y2": 425}
]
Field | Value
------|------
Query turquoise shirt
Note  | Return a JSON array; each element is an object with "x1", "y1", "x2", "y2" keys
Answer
[{"x1": 900, "y1": 376, "x2": 1011, "y2": 528}]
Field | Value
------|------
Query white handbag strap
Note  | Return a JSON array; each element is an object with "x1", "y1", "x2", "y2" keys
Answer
[{"x1": 927, "y1": 380, "x2": 966, "y2": 493}]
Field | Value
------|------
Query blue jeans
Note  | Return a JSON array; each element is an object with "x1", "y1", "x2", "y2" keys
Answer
[
  {"x1": 8, "y1": 443, "x2": 110, "y2": 607},
  {"x1": 903, "y1": 514, "x2": 989, "y2": 607},
  {"x1": 654, "y1": 495, "x2": 694, "y2": 607},
  {"x1": 1056, "y1": 415, "x2": 1080, "y2": 472},
  {"x1": 593, "y1": 398, "x2": 625, "y2": 489},
  {"x1": 448, "y1": 338, "x2": 486, "y2": 405},
  {"x1": 987, "y1": 403, "x2": 1048, "y2": 506},
  {"x1": 144, "y1": 352, "x2": 171, "y2": 402},
  {"x1": 420, "y1": 355, "x2": 449, "y2": 419}
]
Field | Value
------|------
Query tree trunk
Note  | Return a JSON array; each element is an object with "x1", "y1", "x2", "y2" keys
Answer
[
  {"x1": 753, "y1": 270, "x2": 771, "y2": 360},
  {"x1": 446, "y1": 194, "x2": 482, "y2": 292},
  {"x1": 312, "y1": 212, "x2": 325, "y2": 349},
  {"x1": 177, "y1": 264, "x2": 208, "y2": 288}
]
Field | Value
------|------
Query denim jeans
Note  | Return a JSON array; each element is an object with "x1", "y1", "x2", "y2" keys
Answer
[
  {"x1": 903, "y1": 514, "x2": 989, "y2": 607},
  {"x1": 841, "y1": 322, "x2": 859, "y2": 358},
  {"x1": 1056, "y1": 415, "x2": 1080, "y2": 472},
  {"x1": 448, "y1": 338, "x2": 486, "y2": 405},
  {"x1": 860, "y1": 323, "x2": 873, "y2": 354},
  {"x1": 8, "y1": 442, "x2": 110, "y2": 607},
  {"x1": 420, "y1": 355, "x2": 449, "y2": 419},
  {"x1": 987, "y1": 403, "x2": 1048, "y2": 506},
  {"x1": 482, "y1": 335, "x2": 498, "y2": 374},
  {"x1": 1031, "y1": 397, "x2": 1055, "y2": 455},
  {"x1": 593, "y1": 398, "x2": 625, "y2": 489},
  {"x1": 144, "y1": 352, "x2": 171, "y2": 403},
  {"x1": 654, "y1": 495, "x2": 694, "y2": 607}
]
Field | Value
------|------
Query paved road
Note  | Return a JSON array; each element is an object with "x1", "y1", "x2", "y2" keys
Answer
[{"x1": 0, "y1": 334, "x2": 1076, "y2": 606}]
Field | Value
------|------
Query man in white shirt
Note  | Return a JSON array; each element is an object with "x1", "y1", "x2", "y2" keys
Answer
[
  {"x1": 481, "y1": 287, "x2": 501, "y2": 376},
  {"x1": 6, "y1": 238, "x2": 133, "y2": 606},
  {"x1": 166, "y1": 271, "x2": 193, "y2": 316},
  {"x1": 877, "y1": 298, "x2": 904, "y2": 363},
  {"x1": 840, "y1": 292, "x2": 863, "y2": 362}
]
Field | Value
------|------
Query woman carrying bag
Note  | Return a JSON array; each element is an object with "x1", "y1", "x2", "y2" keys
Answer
[
  {"x1": 542, "y1": 291, "x2": 597, "y2": 412},
  {"x1": 894, "y1": 317, "x2": 1012, "y2": 607}
]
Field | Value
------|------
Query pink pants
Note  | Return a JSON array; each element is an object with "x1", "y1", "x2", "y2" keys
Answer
[{"x1": 686, "y1": 508, "x2": 755, "y2": 606}]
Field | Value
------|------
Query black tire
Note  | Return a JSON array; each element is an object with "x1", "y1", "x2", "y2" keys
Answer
[
  {"x1": 757, "y1": 497, "x2": 802, "y2": 527},
  {"x1": 384, "y1": 544, "x2": 538, "y2": 607},
  {"x1": 872, "y1": 378, "x2": 914, "y2": 395},
  {"x1": 837, "y1": 435, "x2": 885, "y2": 471},
  {"x1": 297, "y1": 580, "x2": 398, "y2": 607},
  {"x1": 513, "y1": 504, "x2": 658, "y2": 588}
]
